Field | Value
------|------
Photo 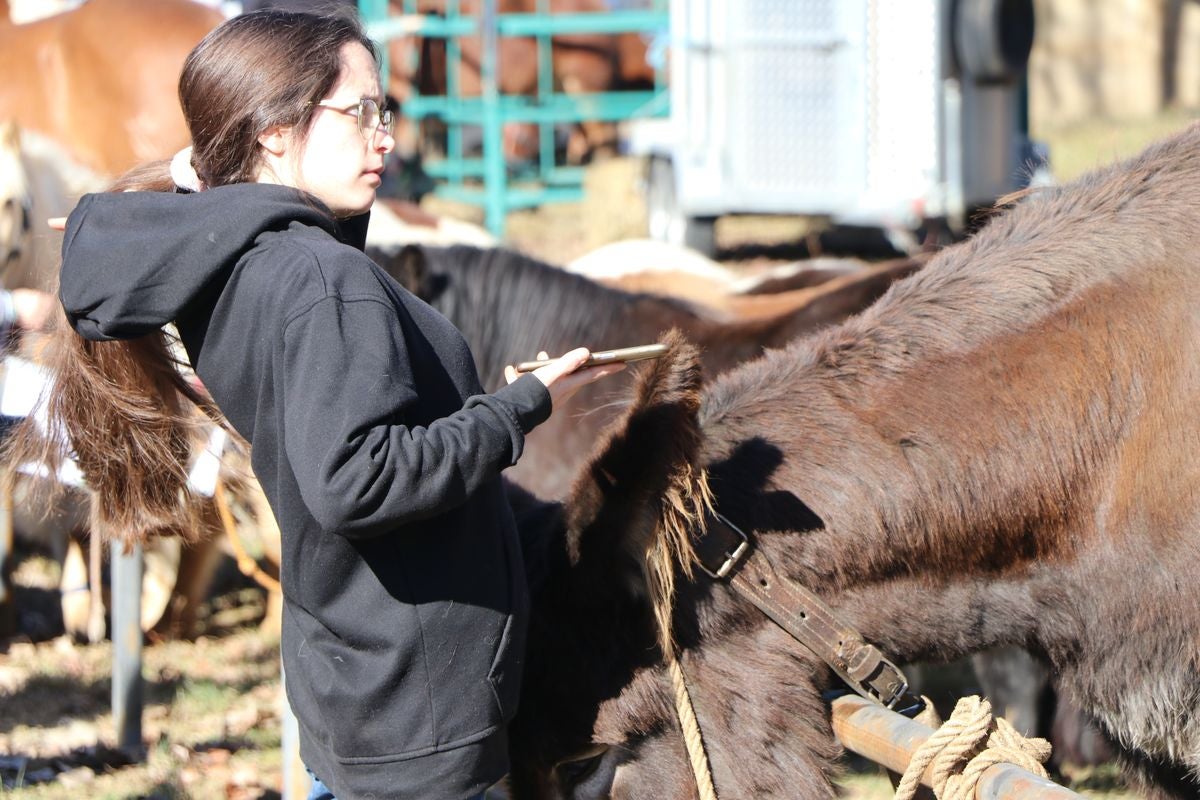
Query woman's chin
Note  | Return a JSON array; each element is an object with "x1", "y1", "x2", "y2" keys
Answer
[{"x1": 333, "y1": 193, "x2": 377, "y2": 219}]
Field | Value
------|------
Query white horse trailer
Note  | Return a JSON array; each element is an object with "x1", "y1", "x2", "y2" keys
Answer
[{"x1": 629, "y1": 0, "x2": 1039, "y2": 253}]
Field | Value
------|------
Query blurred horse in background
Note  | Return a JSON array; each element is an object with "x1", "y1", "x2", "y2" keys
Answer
[
  {"x1": 390, "y1": 0, "x2": 656, "y2": 163},
  {"x1": 0, "y1": 0, "x2": 222, "y2": 176},
  {"x1": 567, "y1": 240, "x2": 927, "y2": 321},
  {"x1": 370, "y1": 243, "x2": 923, "y2": 498},
  {"x1": 0, "y1": 120, "x2": 105, "y2": 291}
]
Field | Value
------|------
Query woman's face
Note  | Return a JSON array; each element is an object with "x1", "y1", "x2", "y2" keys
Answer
[{"x1": 276, "y1": 42, "x2": 394, "y2": 217}]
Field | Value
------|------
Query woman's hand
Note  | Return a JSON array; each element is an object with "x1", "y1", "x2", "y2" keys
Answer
[{"x1": 505, "y1": 347, "x2": 625, "y2": 407}]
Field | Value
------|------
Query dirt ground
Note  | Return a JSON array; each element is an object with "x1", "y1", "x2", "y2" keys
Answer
[
  {"x1": 0, "y1": 553, "x2": 1136, "y2": 799},
  {"x1": 3, "y1": 112, "x2": 1190, "y2": 798}
]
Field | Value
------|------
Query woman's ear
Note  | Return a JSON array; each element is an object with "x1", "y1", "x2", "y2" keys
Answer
[{"x1": 257, "y1": 125, "x2": 291, "y2": 156}]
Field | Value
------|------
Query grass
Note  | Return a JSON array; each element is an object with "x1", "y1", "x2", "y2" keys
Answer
[
  {"x1": 0, "y1": 557, "x2": 284, "y2": 798},
  {"x1": 1035, "y1": 107, "x2": 1199, "y2": 182}
]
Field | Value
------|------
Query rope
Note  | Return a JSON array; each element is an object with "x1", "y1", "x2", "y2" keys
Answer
[
  {"x1": 213, "y1": 478, "x2": 281, "y2": 593},
  {"x1": 893, "y1": 695, "x2": 1052, "y2": 800},
  {"x1": 667, "y1": 655, "x2": 719, "y2": 800}
]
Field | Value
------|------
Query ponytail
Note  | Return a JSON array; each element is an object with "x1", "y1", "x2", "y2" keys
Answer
[{"x1": 3, "y1": 162, "x2": 232, "y2": 547}]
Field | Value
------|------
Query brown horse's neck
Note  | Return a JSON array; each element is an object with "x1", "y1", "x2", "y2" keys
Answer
[{"x1": 701, "y1": 126, "x2": 1200, "y2": 589}]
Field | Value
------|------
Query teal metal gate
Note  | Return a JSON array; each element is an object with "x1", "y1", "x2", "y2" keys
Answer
[{"x1": 358, "y1": 0, "x2": 668, "y2": 237}]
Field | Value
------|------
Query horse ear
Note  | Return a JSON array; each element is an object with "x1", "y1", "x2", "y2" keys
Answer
[{"x1": 564, "y1": 329, "x2": 709, "y2": 582}]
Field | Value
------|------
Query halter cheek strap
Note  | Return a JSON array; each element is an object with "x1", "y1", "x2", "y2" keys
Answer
[{"x1": 694, "y1": 511, "x2": 922, "y2": 712}]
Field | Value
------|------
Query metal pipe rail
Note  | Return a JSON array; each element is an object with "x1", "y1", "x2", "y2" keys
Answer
[
  {"x1": 359, "y1": 0, "x2": 669, "y2": 236},
  {"x1": 365, "y1": 9, "x2": 668, "y2": 40},
  {"x1": 831, "y1": 695, "x2": 1084, "y2": 799}
]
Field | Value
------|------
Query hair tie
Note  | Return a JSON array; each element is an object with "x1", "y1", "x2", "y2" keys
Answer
[{"x1": 169, "y1": 146, "x2": 206, "y2": 193}]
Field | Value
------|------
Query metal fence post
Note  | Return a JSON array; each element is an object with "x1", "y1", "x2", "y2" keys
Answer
[
  {"x1": 481, "y1": 0, "x2": 506, "y2": 236},
  {"x1": 110, "y1": 541, "x2": 144, "y2": 759},
  {"x1": 831, "y1": 695, "x2": 1084, "y2": 799},
  {"x1": 0, "y1": 474, "x2": 14, "y2": 637}
]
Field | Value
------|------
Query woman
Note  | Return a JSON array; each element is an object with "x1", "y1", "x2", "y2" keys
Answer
[{"x1": 15, "y1": 10, "x2": 621, "y2": 799}]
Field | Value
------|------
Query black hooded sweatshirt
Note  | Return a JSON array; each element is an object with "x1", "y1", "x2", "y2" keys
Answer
[{"x1": 59, "y1": 183, "x2": 552, "y2": 799}]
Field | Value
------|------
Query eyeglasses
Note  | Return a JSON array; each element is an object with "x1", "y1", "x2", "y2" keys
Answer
[{"x1": 311, "y1": 97, "x2": 395, "y2": 141}]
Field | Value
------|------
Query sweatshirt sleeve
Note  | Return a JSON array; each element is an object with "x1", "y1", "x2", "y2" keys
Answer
[{"x1": 280, "y1": 293, "x2": 551, "y2": 539}]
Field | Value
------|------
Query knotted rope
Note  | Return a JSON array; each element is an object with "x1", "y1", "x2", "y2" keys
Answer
[
  {"x1": 894, "y1": 695, "x2": 1052, "y2": 800},
  {"x1": 667, "y1": 655, "x2": 719, "y2": 800}
]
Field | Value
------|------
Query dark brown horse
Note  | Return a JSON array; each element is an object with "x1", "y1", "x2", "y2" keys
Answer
[
  {"x1": 0, "y1": 0, "x2": 222, "y2": 175},
  {"x1": 505, "y1": 124, "x2": 1200, "y2": 799},
  {"x1": 369, "y1": 244, "x2": 919, "y2": 498}
]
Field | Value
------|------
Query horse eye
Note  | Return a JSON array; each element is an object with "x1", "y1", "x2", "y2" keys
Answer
[{"x1": 555, "y1": 749, "x2": 606, "y2": 787}]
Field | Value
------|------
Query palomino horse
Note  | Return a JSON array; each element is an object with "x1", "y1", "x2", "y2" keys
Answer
[
  {"x1": 505, "y1": 124, "x2": 1200, "y2": 799},
  {"x1": 0, "y1": 0, "x2": 222, "y2": 176},
  {"x1": 369, "y1": 243, "x2": 922, "y2": 499},
  {"x1": 0, "y1": 120, "x2": 105, "y2": 291}
]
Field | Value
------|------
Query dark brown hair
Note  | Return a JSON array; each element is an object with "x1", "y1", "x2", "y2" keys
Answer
[
  {"x1": 180, "y1": 10, "x2": 377, "y2": 187},
  {"x1": 3, "y1": 11, "x2": 379, "y2": 545}
]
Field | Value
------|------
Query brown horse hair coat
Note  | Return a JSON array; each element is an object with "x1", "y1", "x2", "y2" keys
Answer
[{"x1": 510, "y1": 122, "x2": 1200, "y2": 799}]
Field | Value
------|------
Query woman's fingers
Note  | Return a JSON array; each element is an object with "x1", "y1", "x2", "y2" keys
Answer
[
  {"x1": 530, "y1": 347, "x2": 591, "y2": 387},
  {"x1": 544, "y1": 362, "x2": 625, "y2": 407}
]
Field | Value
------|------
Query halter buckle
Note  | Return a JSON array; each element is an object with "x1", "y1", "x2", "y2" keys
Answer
[{"x1": 698, "y1": 512, "x2": 751, "y2": 579}]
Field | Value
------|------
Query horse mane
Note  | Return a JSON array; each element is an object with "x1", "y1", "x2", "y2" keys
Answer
[
  {"x1": 401, "y1": 244, "x2": 704, "y2": 387},
  {"x1": 821, "y1": 124, "x2": 1200, "y2": 386},
  {"x1": 697, "y1": 122, "x2": 1200, "y2": 579}
]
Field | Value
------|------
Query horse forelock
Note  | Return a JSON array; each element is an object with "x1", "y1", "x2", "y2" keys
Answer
[
  {"x1": 634, "y1": 332, "x2": 712, "y2": 657},
  {"x1": 561, "y1": 330, "x2": 711, "y2": 656}
]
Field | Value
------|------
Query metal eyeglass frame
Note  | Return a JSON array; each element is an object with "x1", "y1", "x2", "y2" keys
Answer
[{"x1": 310, "y1": 97, "x2": 395, "y2": 141}]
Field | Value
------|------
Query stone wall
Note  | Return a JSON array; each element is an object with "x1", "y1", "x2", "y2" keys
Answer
[{"x1": 1028, "y1": 0, "x2": 1200, "y2": 130}]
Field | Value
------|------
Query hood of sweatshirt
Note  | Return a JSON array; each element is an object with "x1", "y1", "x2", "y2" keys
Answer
[{"x1": 59, "y1": 183, "x2": 368, "y2": 341}]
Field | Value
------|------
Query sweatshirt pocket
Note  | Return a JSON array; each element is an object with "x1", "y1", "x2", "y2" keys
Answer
[
  {"x1": 286, "y1": 593, "x2": 437, "y2": 763},
  {"x1": 486, "y1": 613, "x2": 519, "y2": 719},
  {"x1": 487, "y1": 528, "x2": 529, "y2": 721}
]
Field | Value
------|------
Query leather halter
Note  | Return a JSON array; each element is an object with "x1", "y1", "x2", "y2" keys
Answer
[{"x1": 693, "y1": 511, "x2": 922, "y2": 711}]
